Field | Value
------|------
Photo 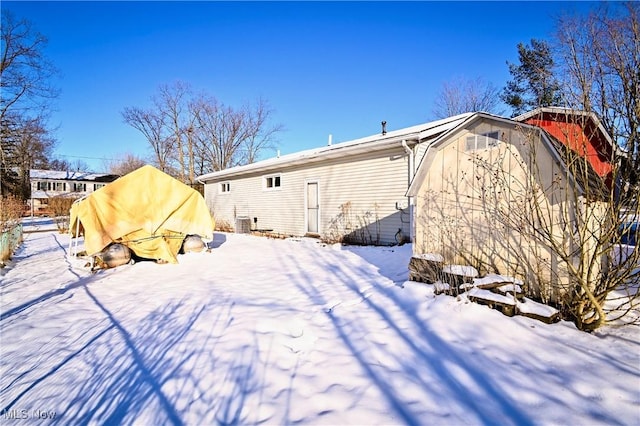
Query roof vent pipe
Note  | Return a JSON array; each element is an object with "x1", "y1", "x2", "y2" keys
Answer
[
  {"x1": 328, "y1": 134, "x2": 332, "y2": 146},
  {"x1": 277, "y1": 150, "x2": 280, "y2": 158},
  {"x1": 381, "y1": 121, "x2": 387, "y2": 135}
]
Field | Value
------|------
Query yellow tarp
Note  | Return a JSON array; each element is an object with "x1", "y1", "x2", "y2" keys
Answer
[{"x1": 69, "y1": 165, "x2": 215, "y2": 263}]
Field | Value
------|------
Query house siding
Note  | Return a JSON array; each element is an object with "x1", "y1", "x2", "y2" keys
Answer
[
  {"x1": 413, "y1": 118, "x2": 588, "y2": 298},
  {"x1": 522, "y1": 117, "x2": 613, "y2": 178},
  {"x1": 205, "y1": 147, "x2": 412, "y2": 245}
]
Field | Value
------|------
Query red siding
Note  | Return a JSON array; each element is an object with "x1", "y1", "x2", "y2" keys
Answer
[{"x1": 524, "y1": 118, "x2": 613, "y2": 178}]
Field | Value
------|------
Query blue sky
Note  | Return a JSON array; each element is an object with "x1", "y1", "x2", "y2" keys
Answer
[{"x1": 4, "y1": 1, "x2": 597, "y2": 173}]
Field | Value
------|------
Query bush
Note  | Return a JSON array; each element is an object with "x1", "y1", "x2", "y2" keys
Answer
[
  {"x1": 215, "y1": 218, "x2": 234, "y2": 232},
  {"x1": 49, "y1": 196, "x2": 75, "y2": 233},
  {"x1": 1, "y1": 196, "x2": 24, "y2": 232}
]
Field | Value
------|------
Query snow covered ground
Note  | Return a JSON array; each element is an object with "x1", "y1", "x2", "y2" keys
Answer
[{"x1": 1, "y1": 221, "x2": 639, "y2": 425}]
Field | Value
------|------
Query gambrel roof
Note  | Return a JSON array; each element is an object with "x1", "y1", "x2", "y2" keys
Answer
[{"x1": 406, "y1": 112, "x2": 606, "y2": 199}]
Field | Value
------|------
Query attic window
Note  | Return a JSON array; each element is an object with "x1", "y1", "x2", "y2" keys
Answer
[
  {"x1": 220, "y1": 182, "x2": 231, "y2": 193},
  {"x1": 465, "y1": 131, "x2": 501, "y2": 151},
  {"x1": 264, "y1": 174, "x2": 281, "y2": 190}
]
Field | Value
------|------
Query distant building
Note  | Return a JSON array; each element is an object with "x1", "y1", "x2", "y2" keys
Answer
[{"x1": 27, "y1": 169, "x2": 119, "y2": 216}]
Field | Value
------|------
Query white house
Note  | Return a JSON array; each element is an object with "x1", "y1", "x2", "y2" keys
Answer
[
  {"x1": 197, "y1": 114, "x2": 472, "y2": 245},
  {"x1": 28, "y1": 169, "x2": 119, "y2": 216}
]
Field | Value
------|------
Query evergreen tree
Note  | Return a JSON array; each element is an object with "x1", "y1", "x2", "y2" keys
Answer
[{"x1": 502, "y1": 39, "x2": 563, "y2": 117}]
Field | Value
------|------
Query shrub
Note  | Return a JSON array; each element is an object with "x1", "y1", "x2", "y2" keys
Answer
[
  {"x1": 1, "y1": 196, "x2": 24, "y2": 232},
  {"x1": 215, "y1": 218, "x2": 234, "y2": 232},
  {"x1": 49, "y1": 196, "x2": 75, "y2": 233}
]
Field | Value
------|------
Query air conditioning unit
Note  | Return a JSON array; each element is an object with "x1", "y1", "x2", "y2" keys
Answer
[{"x1": 235, "y1": 217, "x2": 251, "y2": 234}]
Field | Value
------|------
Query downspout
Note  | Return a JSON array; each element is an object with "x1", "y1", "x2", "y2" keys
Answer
[
  {"x1": 401, "y1": 139, "x2": 414, "y2": 243},
  {"x1": 401, "y1": 139, "x2": 414, "y2": 180}
]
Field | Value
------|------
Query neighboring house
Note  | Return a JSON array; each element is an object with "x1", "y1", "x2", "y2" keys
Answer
[
  {"x1": 406, "y1": 111, "x2": 608, "y2": 298},
  {"x1": 28, "y1": 169, "x2": 119, "y2": 216},
  {"x1": 514, "y1": 107, "x2": 615, "y2": 182},
  {"x1": 197, "y1": 113, "x2": 473, "y2": 245}
]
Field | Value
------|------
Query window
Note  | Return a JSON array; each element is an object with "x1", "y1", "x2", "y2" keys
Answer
[
  {"x1": 94, "y1": 183, "x2": 105, "y2": 191},
  {"x1": 465, "y1": 131, "x2": 501, "y2": 151},
  {"x1": 36, "y1": 181, "x2": 48, "y2": 191},
  {"x1": 52, "y1": 182, "x2": 65, "y2": 191},
  {"x1": 220, "y1": 182, "x2": 231, "y2": 193},
  {"x1": 264, "y1": 174, "x2": 281, "y2": 190},
  {"x1": 72, "y1": 182, "x2": 86, "y2": 192}
]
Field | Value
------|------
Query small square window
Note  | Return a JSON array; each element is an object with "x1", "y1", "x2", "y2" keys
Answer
[
  {"x1": 221, "y1": 182, "x2": 230, "y2": 193},
  {"x1": 264, "y1": 174, "x2": 282, "y2": 190}
]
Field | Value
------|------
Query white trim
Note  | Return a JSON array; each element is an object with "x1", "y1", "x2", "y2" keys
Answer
[
  {"x1": 219, "y1": 181, "x2": 231, "y2": 194},
  {"x1": 263, "y1": 173, "x2": 282, "y2": 191},
  {"x1": 304, "y1": 179, "x2": 320, "y2": 235},
  {"x1": 465, "y1": 131, "x2": 500, "y2": 152}
]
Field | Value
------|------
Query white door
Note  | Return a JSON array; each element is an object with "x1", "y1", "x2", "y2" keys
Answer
[{"x1": 306, "y1": 181, "x2": 319, "y2": 234}]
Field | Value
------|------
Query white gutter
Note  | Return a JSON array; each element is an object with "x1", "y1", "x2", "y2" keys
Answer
[
  {"x1": 197, "y1": 132, "x2": 423, "y2": 183},
  {"x1": 196, "y1": 112, "x2": 474, "y2": 183},
  {"x1": 401, "y1": 139, "x2": 414, "y2": 184}
]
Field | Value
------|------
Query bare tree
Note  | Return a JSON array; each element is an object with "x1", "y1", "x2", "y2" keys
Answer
[
  {"x1": 1, "y1": 11, "x2": 59, "y2": 198},
  {"x1": 156, "y1": 81, "x2": 192, "y2": 181},
  {"x1": 121, "y1": 106, "x2": 173, "y2": 173},
  {"x1": 425, "y1": 118, "x2": 638, "y2": 331},
  {"x1": 105, "y1": 152, "x2": 147, "y2": 176},
  {"x1": 46, "y1": 157, "x2": 91, "y2": 172},
  {"x1": 191, "y1": 96, "x2": 281, "y2": 172},
  {"x1": 237, "y1": 98, "x2": 283, "y2": 165},
  {"x1": 555, "y1": 2, "x2": 640, "y2": 193},
  {"x1": 123, "y1": 85, "x2": 282, "y2": 181},
  {"x1": 432, "y1": 76, "x2": 503, "y2": 118},
  {"x1": 0, "y1": 11, "x2": 59, "y2": 123},
  {"x1": 1, "y1": 116, "x2": 54, "y2": 199}
]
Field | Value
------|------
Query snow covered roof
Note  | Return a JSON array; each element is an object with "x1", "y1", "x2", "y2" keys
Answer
[
  {"x1": 197, "y1": 113, "x2": 473, "y2": 182},
  {"x1": 406, "y1": 112, "x2": 578, "y2": 197},
  {"x1": 30, "y1": 169, "x2": 119, "y2": 182}
]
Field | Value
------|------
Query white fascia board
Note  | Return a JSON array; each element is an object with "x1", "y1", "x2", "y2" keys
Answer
[{"x1": 198, "y1": 134, "x2": 418, "y2": 182}]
